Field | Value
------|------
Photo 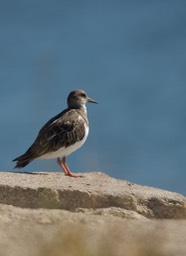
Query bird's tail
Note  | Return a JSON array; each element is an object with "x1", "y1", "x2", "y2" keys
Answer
[{"x1": 13, "y1": 151, "x2": 34, "y2": 168}]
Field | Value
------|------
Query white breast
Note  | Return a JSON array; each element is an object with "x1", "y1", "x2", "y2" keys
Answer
[{"x1": 37, "y1": 124, "x2": 89, "y2": 160}]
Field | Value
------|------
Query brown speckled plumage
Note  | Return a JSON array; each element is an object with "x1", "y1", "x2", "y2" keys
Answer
[{"x1": 13, "y1": 90, "x2": 97, "y2": 177}]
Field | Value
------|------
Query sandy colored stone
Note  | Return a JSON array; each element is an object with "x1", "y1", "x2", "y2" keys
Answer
[
  {"x1": 0, "y1": 172, "x2": 185, "y2": 256},
  {"x1": 0, "y1": 204, "x2": 185, "y2": 256},
  {"x1": 0, "y1": 171, "x2": 185, "y2": 219}
]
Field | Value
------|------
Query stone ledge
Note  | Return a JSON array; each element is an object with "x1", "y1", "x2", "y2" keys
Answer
[{"x1": 0, "y1": 171, "x2": 185, "y2": 219}]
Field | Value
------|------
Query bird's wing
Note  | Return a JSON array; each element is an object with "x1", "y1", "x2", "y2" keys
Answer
[{"x1": 27, "y1": 109, "x2": 86, "y2": 157}]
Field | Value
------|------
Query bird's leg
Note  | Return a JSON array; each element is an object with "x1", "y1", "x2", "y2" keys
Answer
[
  {"x1": 57, "y1": 157, "x2": 68, "y2": 175},
  {"x1": 62, "y1": 157, "x2": 82, "y2": 177},
  {"x1": 57, "y1": 157, "x2": 82, "y2": 177}
]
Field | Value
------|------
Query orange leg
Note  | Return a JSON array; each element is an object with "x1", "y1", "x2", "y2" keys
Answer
[
  {"x1": 57, "y1": 157, "x2": 68, "y2": 175},
  {"x1": 57, "y1": 157, "x2": 82, "y2": 177}
]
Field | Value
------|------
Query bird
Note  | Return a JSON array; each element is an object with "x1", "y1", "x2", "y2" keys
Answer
[{"x1": 13, "y1": 89, "x2": 98, "y2": 177}]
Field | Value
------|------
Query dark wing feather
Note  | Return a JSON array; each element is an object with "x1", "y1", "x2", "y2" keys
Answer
[
  {"x1": 13, "y1": 108, "x2": 87, "y2": 168},
  {"x1": 22, "y1": 109, "x2": 86, "y2": 157}
]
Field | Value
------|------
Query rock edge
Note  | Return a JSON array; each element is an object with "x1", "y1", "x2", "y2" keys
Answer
[{"x1": 0, "y1": 171, "x2": 185, "y2": 219}]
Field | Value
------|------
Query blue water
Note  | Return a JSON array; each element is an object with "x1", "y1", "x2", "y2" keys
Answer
[{"x1": 1, "y1": 0, "x2": 186, "y2": 195}]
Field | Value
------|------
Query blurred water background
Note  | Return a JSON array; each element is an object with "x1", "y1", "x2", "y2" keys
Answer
[{"x1": 1, "y1": 0, "x2": 186, "y2": 194}]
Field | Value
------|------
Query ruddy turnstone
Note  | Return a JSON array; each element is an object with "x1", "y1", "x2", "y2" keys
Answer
[{"x1": 13, "y1": 89, "x2": 97, "y2": 177}]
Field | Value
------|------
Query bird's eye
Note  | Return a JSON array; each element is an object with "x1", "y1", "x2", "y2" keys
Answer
[{"x1": 81, "y1": 93, "x2": 86, "y2": 98}]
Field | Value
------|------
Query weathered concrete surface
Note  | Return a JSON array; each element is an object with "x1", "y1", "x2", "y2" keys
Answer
[
  {"x1": 0, "y1": 172, "x2": 186, "y2": 219},
  {"x1": 0, "y1": 171, "x2": 185, "y2": 219},
  {"x1": 0, "y1": 171, "x2": 186, "y2": 256},
  {"x1": 0, "y1": 204, "x2": 185, "y2": 256}
]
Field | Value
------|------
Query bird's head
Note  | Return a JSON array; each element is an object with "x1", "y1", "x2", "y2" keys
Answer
[{"x1": 67, "y1": 90, "x2": 98, "y2": 109}]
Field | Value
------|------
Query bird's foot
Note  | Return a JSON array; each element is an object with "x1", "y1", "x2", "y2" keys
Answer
[{"x1": 64, "y1": 172, "x2": 83, "y2": 178}]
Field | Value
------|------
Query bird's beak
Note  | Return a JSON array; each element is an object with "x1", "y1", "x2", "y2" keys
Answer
[{"x1": 87, "y1": 97, "x2": 98, "y2": 104}]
